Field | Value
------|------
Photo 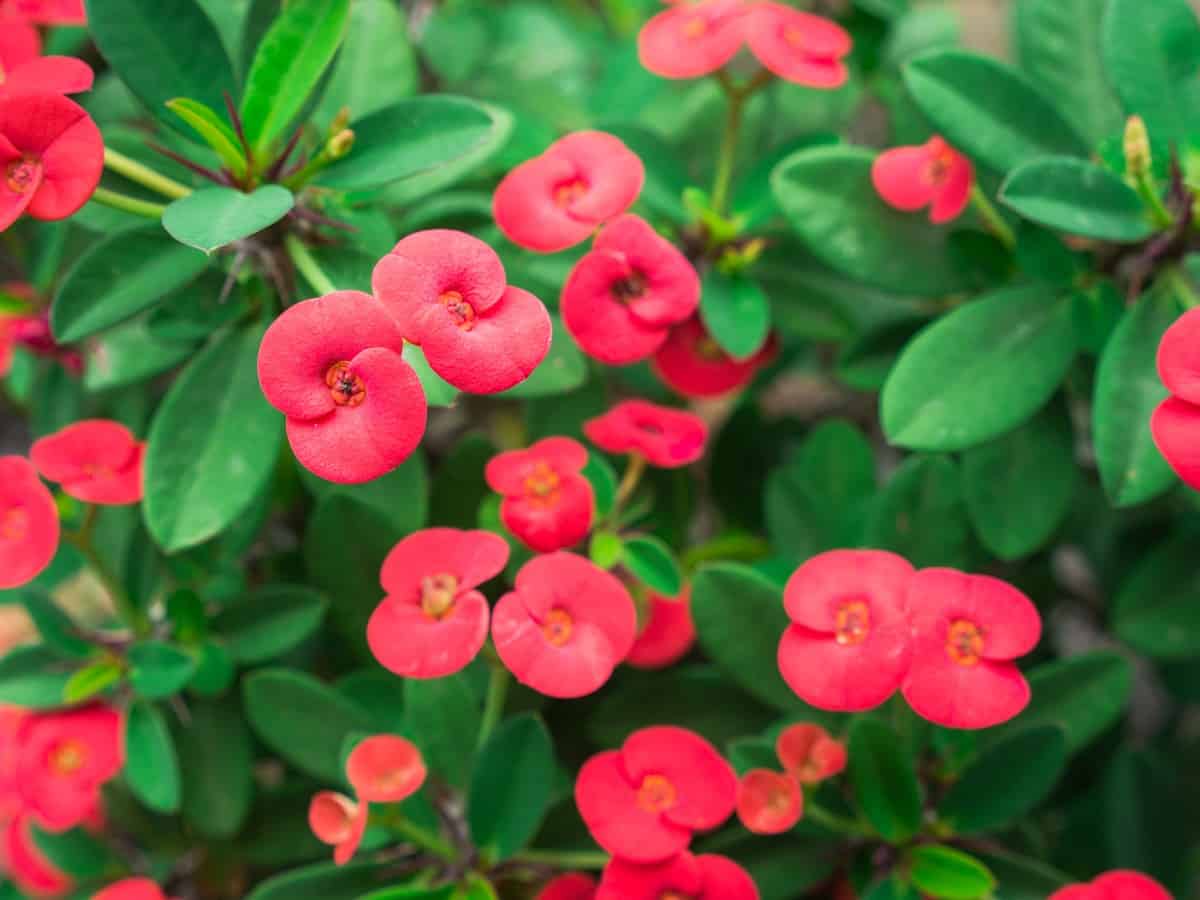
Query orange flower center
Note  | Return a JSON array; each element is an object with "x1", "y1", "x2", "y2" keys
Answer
[
  {"x1": 439, "y1": 290, "x2": 477, "y2": 331},
  {"x1": 6, "y1": 157, "x2": 37, "y2": 195},
  {"x1": 48, "y1": 739, "x2": 87, "y2": 776},
  {"x1": 554, "y1": 178, "x2": 588, "y2": 207},
  {"x1": 420, "y1": 572, "x2": 459, "y2": 619},
  {"x1": 0, "y1": 507, "x2": 27, "y2": 542},
  {"x1": 637, "y1": 773, "x2": 678, "y2": 813},
  {"x1": 682, "y1": 15, "x2": 707, "y2": 39},
  {"x1": 834, "y1": 598, "x2": 870, "y2": 646},
  {"x1": 611, "y1": 272, "x2": 647, "y2": 303},
  {"x1": 325, "y1": 361, "x2": 366, "y2": 407},
  {"x1": 694, "y1": 336, "x2": 726, "y2": 362},
  {"x1": 946, "y1": 619, "x2": 984, "y2": 666},
  {"x1": 82, "y1": 463, "x2": 115, "y2": 481},
  {"x1": 785, "y1": 26, "x2": 805, "y2": 47},
  {"x1": 542, "y1": 608, "x2": 574, "y2": 646},
  {"x1": 925, "y1": 143, "x2": 957, "y2": 186},
  {"x1": 523, "y1": 461, "x2": 561, "y2": 507},
  {"x1": 660, "y1": 893, "x2": 693, "y2": 900}
]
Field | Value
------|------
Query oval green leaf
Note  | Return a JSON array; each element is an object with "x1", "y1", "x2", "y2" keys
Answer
[
  {"x1": 1114, "y1": 536, "x2": 1200, "y2": 659},
  {"x1": 468, "y1": 714, "x2": 555, "y2": 861},
  {"x1": 212, "y1": 585, "x2": 328, "y2": 664},
  {"x1": 124, "y1": 699, "x2": 182, "y2": 813},
  {"x1": 163, "y1": 185, "x2": 294, "y2": 254},
  {"x1": 1001, "y1": 158, "x2": 1154, "y2": 242},
  {"x1": 623, "y1": 535, "x2": 684, "y2": 596},
  {"x1": 848, "y1": 717, "x2": 923, "y2": 843},
  {"x1": 907, "y1": 845, "x2": 996, "y2": 900}
]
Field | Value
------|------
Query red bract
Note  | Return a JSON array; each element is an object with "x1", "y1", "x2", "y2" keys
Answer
[
  {"x1": 345, "y1": 735, "x2": 426, "y2": 804},
  {"x1": 0, "y1": 0, "x2": 85, "y2": 24},
  {"x1": 372, "y1": 229, "x2": 551, "y2": 394},
  {"x1": 775, "y1": 722, "x2": 846, "y2": 784},
  {"x1": 1152, "y1": 308, "x2": 1200, "y2": 490},
  {"x1": 0, "y1": 24, "x2": 93, "y2": 96},
  {"x1": 367, "y1": 528, "x2": 509, "y2": 679},
  {"x1": 871, "y1": 136, "x2": 974, "y2": 225},
  {"x1": 596, "y1": 852, "x2": 758, "y2": 900},
  {"x1": 778, "y1": 549, "x2": 915, "y2": 712},
  {"x1": 0, "y1": 455, "x2": 59, "y2": 591},
  {"x1": 638, "y1": 0, "x2": 746, "y2": 79},
  {"x1": 484, "y1": 437, "x2": 594, "y2": 553},
  {"x1": 92, "y1": 877, "x2": 173, "y2": 900},
  {"x1": 584, "y1": 400, "x2": 708, "y2": 468},
  {"x1": 743, "y1": 3, "x2": 851, "y2": 88},
  {"x1": 736, "y1": 768, "x2": 802, "y2": 835},
  {"x1": 562, "y1": 215, "x2": 700, "y2": 365},
  {"x1": 575, "y1": 725, "x2": 736, "y2": 863},
  {"x1": 1048, "y1": 871, "x2": 1172, "y2": 900},
  {"x1": 0, "y1": 92, "x2": 102, "y2": 231},
  {"x1": 625, "y1": 586, "x2": 697, "y2": 669},
  {"x1": 537, "y1": 873, "x2": 598, "y2": 900},
  {"x1": 492, "y1": 552, "x2": 636, "y2": 698},
  {"x1": 257, "y1": 291, "x2": 427, "y2": 484},
  {"x1": 653, "y1": 316, "x2": 776, "y2": 398},
  {"x1": 4, "y1": 811, "x2": 70, "y2": 896},
  {"x1": 902, "y1": 568, "x2": 1041, "y2": 730},
  {"x1": 493, "y1": 131, "x2": 645, "y2": 253},
  {"x1": 308, "y1": 791, "x2": 367, "y2": 867},
  {"x1": 1157, "y1": 308, "x2": 1200, "y2": 404},
  {"x1": 31, "y1": 420, "x2": 144, "y2": 505}
]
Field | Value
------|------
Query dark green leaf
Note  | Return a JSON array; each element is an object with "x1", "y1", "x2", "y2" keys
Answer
[
  {"x1": 865, "y1": 454, "x2": 969, "y2": 569},
  {"x1": 213, "y1": 585, "x2": 328, "y2": 664},
  {"x1": 848, "y1": 718, "x2": 923, "y2": 843},
  {"x1": 162, "y1": 186, "x2": 294, "y2": 254},
  {"x1": 1000, "y1": 158, "x2": 1153, "y2": 241},
  {"x1": 907, "y1": 845, "x2": 996, "y2": 900},
  {"x1": 245, "y1": 861, "x2": 397, "y2": 900},
  {"x1": 128, "y1": 641, "x2": 196, "y2": 699},
  {"x1": 20, "y1": 590, "x2": 92, "y2": 659},
  {"x1": 700, "y1": 271, "x2": 771, "y2": 361},
  {"x1": 404, "y1": 671, "x2": 480, "y2": 788},
  {"x1": 178, "y1": 698, "x2": 254, "y2": 838},
  {"x1": 0, "y1": 644, "x2": 76, "y2": 708},
  {"x1": 300, "y1": 451, "x2": 428, "y2": 535},
  {"x1": 582, "y1": 453, "x2": 618, "y2": 520},
  {"x1": 82, "y1": 318, "x2": 195, "y2": 392},
  {"x1": 1101, "y1": 748, "x2": 1189, "y2": 887},
  {"x1": 313, "y1": 0, "x2": 418, "y2": 124},
  {"x1": 979, "y1": 852, "x2": 1071, "y2": 900},
  {"x1": 623, "y1": 535, "x2": 683, "y2": 596},
  {"x1": 124, "y1": 699, "x2": 182, "y2": 813},
  {"x1": 468, "y1": 714, "x2": 555, "y2": 861},
  {"x1": 29, "y1": 824, "x2": 113, "y2": 879},
  {"x1": 1114, "y1": 535, "x2": 1200, "y2": 658}
]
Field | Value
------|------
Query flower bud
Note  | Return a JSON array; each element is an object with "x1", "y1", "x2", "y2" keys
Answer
[
  {"x1": 327, "y1": 129, "x2": 355, "y2": 160},
  {"x1": 1124, "y1": 115, "x2": 1151, "y2": 179}
]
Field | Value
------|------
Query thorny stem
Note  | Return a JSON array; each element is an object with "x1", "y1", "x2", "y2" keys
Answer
[
  {"x1": 285, "y1": 235, "x2": 337, "y2": 296},
  {"x1": 62, "y1": 506, "x2": 149, "y2": 637},
  {"x1": 969, "y1": 185, "x2": 1016, "y2": 250},
  {"x1": 517, "y1": 849, "x2": 610, "y2": 870},
  {"x1": 89, "y1": 187, "x2": 167, "y2": 219},
  {"x1": 1134, "y1": 171, "x2": 1174, "y2": 229},
  {"x1": 103, "y1": 148, "x2": 192, "y2": 200},
  {"x1": 710, "y1": 68, "x2": 775, "y2": 217},
  {"x1": 477, "y1": 662, "x2": 510, "y2": 749}
]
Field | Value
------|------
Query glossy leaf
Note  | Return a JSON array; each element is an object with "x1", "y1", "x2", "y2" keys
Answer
[
  {"x1": 907, "y1": 845, "x2": 996, "y2": 900},
  {"x1": 128, "y1": 641, "x2": 196, "y2": 699},
  {"x1": 178, "y1": 698, "x2": 255, "y2": 838},
  {"x1": 124, "y1": 700, "x2": 182, "y2": 813},
  {"x1": 165, "y1": 97, "x2": 248, "y2": 177},
  {"x1": 623, "y1": 535, "x2": 683, "y2": 596},
  {"x1": 1114, "y1": 536, "x2": 1200, "y2": 659},
  {"x1": 162, "y1": 186, "x2": 294, "y2": 254},
  {"x1": 213, "y1": 585, "x2": 328, "y2": 664},
  {"x1": 865, "y1": 454, "x2": 969, "y2": 569},
  {"x1": 468, "y1": 714, "x2": 555, "y2": 861},
  {"x1": 1000, "y1": 158, "x2": 1154, "y2": 242},
  {"x1": 404, "y1": 671, "x2": 481, "y2": 788},
  {"x1": 700, "y1": 271, "x2": 771, "y2": 361},
  {"x1": 313, "y1": 0, "x2": 418, "y2": 123},
  {"x1": 29, "y1": 825, "x2": 113, "y2": 879},
  {"x1": 848, "y1": 718, "x2": 923, "y2": 843},
  {"x1": 245, "y1": 861, "x2": 398, "y2": 900}
]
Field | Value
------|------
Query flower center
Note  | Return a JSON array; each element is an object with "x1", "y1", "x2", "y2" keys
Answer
[
  {"x1": 542, "y1": 608, "x2": 574, "y2": 647},
  {"x1": 420, "y1": 572, "x2": 459, "y2": 619},
  {"x1": 660, "y1": 893, "x2": 694, "y2": 900},
  {"x1": 0, "y1": 507, "x2": 27, "y2": 542},
  {"x1": 523, "y1": 461, "x2": 561, "y2": 507},
  {"x1": 5, "y1": 157, "x2": 37, "y2": 195},
  {"x1": 82, "y1": 463, "x2": 115, "y2": 481},
  {"x1": 553, "y1": 178, "x2": 588, "y2": 208},
  {"x1": 636, "y1": 774, "x2": 678, "y2": 813},
  {"x1": 635, "y1": 418, "x2": 665, "y2": 436},
  {"x1": 439, "y1": 290, "x2": 477, "y2": 331},
  {"x1": 694, "y1": 336, "x2": 726, "y2": 362},
  {"x1": 682, "y1": 15, "x2": 707, "y2": 39},
  {"x1": 784, "y1": 25, "x2": 805, "y2": 47},
  {"x1": 48, "y1": 739, "x2": 87, "y2": 777},
  {"x1": 325, "y1": 361, "x2": 366, "y2": 407},
  {"x1": 834, "y1": 598, "x2": 870, "y2": 646},
  {"x1": 611, "y1": 272, "x2": 647, "y2": 303},
  {"x1": 946, "y1": 619, "x2": 984, "y2": 666}
]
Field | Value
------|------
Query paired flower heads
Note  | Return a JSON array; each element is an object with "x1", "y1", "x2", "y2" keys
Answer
[
  {"x1": 1152, "y1": 307, "x2": 1200, "y2": 491},
  {"x1": 736, "y1": 722, "x2": 846, "y2": 835}
]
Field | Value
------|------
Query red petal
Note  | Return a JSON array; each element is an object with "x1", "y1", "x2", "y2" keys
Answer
[
  {"x1": 597, "y1": 853, "x2": 706, "y2": 900},
  {"x1": 575, "y1": 751, "x2": 692, "y2": 863},
  {"x1": 637, "y1": 1, "x2": 746, "y2": 79},
  {"x1": 583, "y1": 400, "x2": 708, "y2": 468},
  {"x1": 930, "y1": 152, "x2": 973, "y2": 224},
  {"x1": 1090, "y1": 871, "x2": 1172, "y2": 900},
  {"x1": 783, "y1": 548, "x2": 913, "y2": 632},
  {"x1": 0, "y1": 455, "x2": 58, "y2": 590},
  {"x1": 1152, "y1": 396, "x2": 1200, "y2": 490},
  {"x1": 345, "y1": 734, "x2": 426, "y2": 804},
  {"x1": 380, "y1": 528, "x2": 510, "y2": 596},
  {"x1": 595, "y1": 216, "x2": 700, "y2": 328},
  {"x1": 367, "y1": 589, "x2": 489, "y2": 679},
  {"x1": 514, "y1": 551, "x2": 636, "y2": 657},
  {"x1": 4, "y1": 56, "x2": 94, "y2": 95},
  {"x1": 537, "y1": 873, "x2": 598, "y2": 900},
  {"x1": 621, "y1": 725, "x2": 737, "y2": 831},
  {"x1": 695, "y1": 853, "x2": 761, "y2": 899},
  {"x1": 652, "y1": 316, "x2": 775, "y2": 398},
  {"x1": 902, "y1": 639, "x2": 1030, "y2": 729},
  {"x1": 778, "y1": 622, "x2": 911, "y2": 712},
  {"x1": 744, "y1": 3, "x2": 851, "y2": 87},
  {"x1": 1157, "y1": 307, "x2": 1200, "y2": 405},
  {"x1": 872, "y1": 145, "x2": 939, "y2": 213},
  {"x1": 561, "y1": 248, "x2": 670, "y2": 366},
  {"x1": 549, "y1": 132, "x2": 645, "y2": 225},
  {"x1": 309, "y1": 791, "x2": 359, "y2": 845},
  {"x1": 493, "y1": 151, "x2": 596, "y2": 253},
  {"x1": 498, "y1": 474, "x2": 595, "y2": 553},
  {"x1": 625, "y1": 587, "x2": 696, "y2": 669},
  {"x1": 91, "y1": 877, "x2": 169, "y2": 900},
  {"x1": 906, "y1": 567, "x2": 1041, "y2": 661},
  {"x1": 0, "y1": 23, "x2": 40, "y2": 68},
  {"x1": 736, "y1": 769, "x2": 802, "y2": 834}
]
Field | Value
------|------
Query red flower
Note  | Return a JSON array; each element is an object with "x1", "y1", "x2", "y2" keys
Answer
[
  {"x1": 494, "y1": 131, "x2": 645, "y2": 253},
  {"x1": 15, "y1": 705, "x2": 123, "y2": 831},
  {"x1": 0, "y1": 0, "x2": 85, "y2": 25},
  {"x1": 1152, "y1": 308, "x2": 1200, "y2": 490},
  {"x1": 4, "y1": 811, "x2": 70, "y2": 896},
  {"x1": 778, "y1": 549, "x2": 915, "y2": 712},
  {"x1": 1048, "y1": 871, "x2": 1172, "y2": 900},
  {"x1": 584, "y1": 400, "x2": 708, "y2": 468},
  {"x1": 775, "y1": 722, "x2": 846, "y2": 784},
  {"x1": 0, "y1": 24, "x2": 93, "y2": 96},
  {"x1": 638, "y1": 0, "x2": 746, "y2": 79},
  {"x1": 537, "y1": 873, "x2": 598, "y2": 900},
  {"x1": 653, "y1": 316, "x2": 776, "y2": 398},
  {"x1": 625, "y1": 586, "x2": 696, "y2": 669},
  {"x1": 484, "y1": 437, "x2": 595, "y2": 553},
  {"x1": 597, "y1": 852, "x2": 758, "y2": 900},
  {"x1": 575, "y1": 725, "x2": 736, "y2": 863},
  {"x1": 92, "y1": 878, "x2": 174, "y2": 900},
  {"x1": 0, "y1": 455, "x2": 59, "y2": 591},
  {"x1": 871, "y1": 136, "x2": 974, "y2": 225},
  {"x1": 736, "y1": 768, "x2": 802, "y2": 835},
  {"x1": 31, "y1": 420, "x2": 144, "y2": 505},
  {"x1": 367, "y1": 528, "x2": 509, "y2": 679},
  {"x1": 743, "y1": 2, "x2": 851, "y2": 88},
  {"x1": 0, "y1": 93, "x2": 102, "y2": 231},
  {"x1": 257, "y1": 291, "x2": 427, "y2": 485},
  {"x1": 308, "y1": 791, "x2": 367, "y2": 867},
  {"x1": 492, "y1": 552, "x2": 636, "y2": 698},
  {"x1": 561, "y1": 215, "x2": 700, "y2": 365},
  {"x1": 372, "y1": 229, "x2": 551, "y2": 394},
  {"x1": 345, "y1": 735, "x2": 426, "y2": 804},
  {"x1": 902, "y1": 568, "x2": 1041, "y2": 730}
]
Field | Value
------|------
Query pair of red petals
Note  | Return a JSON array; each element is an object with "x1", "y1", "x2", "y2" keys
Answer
[
  {"x1": 626, "y1": 586, "x2": 697, "y2": 670},
  {"x1": 486, "y1": 437, "x2": 595, "y2": 553},
  {"x1": 585, "y1": 399, "x2": 709, "y2": 469},
  {"x1": 0, "y1": 23, "x2": 93, "y2": 97},
  {"x1": 640, "y1": 0, "x2": 851, "y2": 88},
  {"x1": 32, "y1": 419, "x2": 145, "y2": 506},
  {"x1": 4, "y1": 811, "x2": 71, "y2": 895},
  {"x1": 538, "y1": 853, "x2": 758, "y2": 900},
  {"x1": 0, "y1": 0, "x2": 85, "y2": 24},
  {"x1": 1050, "y1": 871, "x2": 1172, "y2": 900},
  {"x1": 872, "y1": 136, "x2": 975, "y2": 225},
  {"x1": 655, "y1": 315, "x2": 778, "y2": 398},
  {"x1": 494, "y1": 131, "x2": 645, "y2": 253},
  {"x1": 576, "y1": 726, "x2": 737, "y2": 864},
  {"x1": 92, "y1": 878, "x2": 177, "y2": 900},
  {"x1": 1151, "y1": 308, "x2": 1200, "y2": 491},
  {"x1": 561, "y1": 215, "x2": 700, "y2": 366},
  {"x1": 778, "y1": 549, "x2": 1042, "y2": 730},
  {"x1": 736, "y1": 722, "x2": 847, "y2": 835}
]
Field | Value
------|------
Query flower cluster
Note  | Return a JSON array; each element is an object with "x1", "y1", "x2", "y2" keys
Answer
[
  {"x1": 1049, "y1": 870, "x2": 1172, "y2": 900},
  {"x1": 1152, "y1": 307, "x2": 1200, "y2": 490},
  {"x1": 872, "y1": 135, "x2": 975, "y2": 224},
  {"x1": 486, "y1": 437, "x2": 595, "y2": 554},
  {"x1": 626, "y1": 586, "x2": 696, "y2": 670},
  {"x1": 0, "y1": 0, "x2": 85, "y2": 25},
  {"x1": 736, "y1": 722, "x2": 846, "y2": 835},
  {"x1": 778, "y1": 549, "x2": 1042, "y2": 729}
]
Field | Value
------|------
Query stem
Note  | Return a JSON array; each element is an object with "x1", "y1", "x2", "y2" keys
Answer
[
  {"x1": 709, "y1": 69, "x2": 774, "y2": 217},
  {"x1": 62, "y1": 507, "x2": 148, "y2": 636},
  {"x1": 969, "y1": 185, "x2": 1016, "y2": 250},
  {"x1": 1166, "y1": 265, "x2": 1200, "y2": 309},
  {"x1": 518, "y1": 849, "x2": 609, "y2": 870},
  {"x1": 391, "y1": 818, "x2": 457, "y2": 861},
  {"x1": 285, "y1": 235, "x2": 337, "y2": 295},
  {"x1": 89, "y1": 187, "x2": 167, "y2": 219},
  {"x1": 805, "y1": 802, "x2": 873, "y2": 838},
  {"x1": 477, "y1": 662, "x2": 510, "y2": 749},
  {"x1": 103, "y1": 148, "x2": 191, "y2": 200},
  {"x1": 612, "y1": 454, "x2": 647, "y2": 513},
  {"x1": 1134, "y1": 172, "x2": 1174, "y2": 229}
]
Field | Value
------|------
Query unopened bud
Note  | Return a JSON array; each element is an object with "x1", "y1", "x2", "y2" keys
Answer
[
  {"x1": 327, "y1": 129, "x2": 355, "y2": 160},
  {"x1": 1124, "y1": 115, "x2": 1151, "y2": 178},
  {"x1": 329, "y1": 106, "x2": 351, "y2": 137}
]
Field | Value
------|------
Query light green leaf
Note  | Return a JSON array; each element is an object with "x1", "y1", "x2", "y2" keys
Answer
[
  {"x1": 404, "y1": 672, "x2": 481, "y2": 788},
  {"x1": 128, "y1": 641, "x2": 196, "y2": 699},
  {"x1": 0, "y1": 645, "x2": 76, "y2": 708},
  {"x1": 700, "y1": 271, "x2": 771, "y2": 361},
  {"x1": 314, "y1": 0, "x2": 418, "y2": 124},
  {"x1": 165, "y1": 97, "x2": 248, "y2": 177},
  {"x1": 623, "y1": 535, "x2": 684, "y2": 596},
  {"x1": 907, "y1": 845, "x2": 996, "y2": 900},
  {"x1": 163, "y1": 185, "x2": 294, "y2": 254},
  {"x1": 124, "y1": 700, "x2": 182, "y2": 813}
]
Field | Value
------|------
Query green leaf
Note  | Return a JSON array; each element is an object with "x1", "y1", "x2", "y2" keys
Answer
[
  {"x1": 82, "y1": 318, "x2": 195, "y2": 392},
  {"x1": 582, "y1": 453, "x2": 618, "y2": 520},
  {"x1": 468, "y1": 714, "x2": 555, "y2": 861},
  {"x1": 165, "y1": 98, "x2": 248, "y2": 178},
  {"x1": 938, "y1": 726, "x2": 1067, "y2": 834},
  {"x1": 1103, "y1": 0, "x2": 1200, "y2": 146},
  {"x1": 188, "y1": 641, "x2": 236, "y2": 697},
  {"x1": 403, "y1": 345, "x2": 460, "y2": 408},
  {"x1": 29, "y1": 824, "x2": 113, "y2": 879},
  {"x1": 320, "y1": 95, "x2": 500, "y2": 192},
  {"x1": 700, "y1": 271, "x2": 771, "y2": 361},
  {"x1": 865, "y1": 454, "x2": 969, "y2": 569},
  {"x1": 978, "y1": 852, "x2": 1071, "y2": 900},
  {"x1": 243, "y1": 668, "x2": 373, "y2": 781},
  {"x1": 902, "y1": 49, "x2": 1088, "y2": 173},
  {"x1": 144, "y1": 322, "x2": 284, "y2": 551},
  {"x1": 162, "y1": 186, "x2": 294, "y2": 254},
  {"x1": 51, "y1": 226, "x2": 210, "y2": 343},
  {"x1": 128, "y1": 641, "x2": 196, "y2": 699},
  {"x1": 881, "y1": 285, "x2": 1076, "y2": 450},
  {"x1": 0, "y1": 644, "x2": 76, "y2": 708},
  {"x1": 62, "y1": 658, "x2": 123, "y2": 704},
  {"x1": 1092, "y1": 277, "x2": 1180, "y2": 506},
  {"x1": 213, "y1": 585, "x2": 327, "y2": 664},
  {"x1": 178, "y1": 698, "x2": 254, "y2": 838},
  {"x1": 623, "y1": 535, "x2": 683, "y2": 596},
  {"x1": 124, "y1": 699, "x2": 182, "y2": 813},
  {"x1": 1114, "y1": 535, "x2": 1200, "y2": 659},
  {"x1": 404, "y1": 672, "x2": 480, "y2": 788},
  {"x1": 848, "y1": 718, "x2": 923, "y2": 843},
  {"x1": 313, "y1": 0, "x2": 418, "y2": 124},
  {"x1": 300, "y1": 451, "x2": 428, "y2": 535},
  {"x1": 961, "y1": 407, "x2": 1076, "y2": 560},
  {"x1": 245, "y1": 861, "x2": 397, "y2": 900},
  {"x1": 773, "y1": 146, "x2": 973, "y2": 295},
  {"x1": 87, "y1": 0, "x2": 237, "y2": 131},
  {"x1": 1101, "y1": 748, "x2": 1189, "y2": 886},
  {"x1": 240, "y1": 0, "x2": 351, "y2": 156},
  {"x1": 499, "y1": 315, "x2": 586, "y2": 398},
  {"x1": 1000, "y1": 158, "x2": 1153, "y2": 242},
  {"x1": 20, "y1": 590, "x2": 91, "y2": 659},
  {"x1": 907, "y1": 845, "x2": 996, "y2": 900}
]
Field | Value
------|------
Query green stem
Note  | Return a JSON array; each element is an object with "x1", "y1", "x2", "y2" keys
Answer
[
  {"x1": 62, "y1": 507, "x2": 148, "y2": 636},
  {"x1": 391, "y1": 818, "x2": 457, "y2": 861},
  {"x1": 805, "y1": 802, "x2": 873, "y2": 838},
  {"x1": 90, "y1": 187, "x2": 167, "y2": 219},
  {"x1": 710, "y1": 69, "x2": 774, "y2": 217},
  {"x1": 477, "y1": 662, "x2": 510, "y2": 749},
  {"x1": 1134, "y1": 172, "x2": 1174, "y2": 229},
  {"x1": 285, "y1": 235, "x2": 338, "y2": 295},
  {"x1": 611, "y1": 454, "x2": 647, "y2": 515},
  {"x1": 1166, "y1": 265, "x2": 1200, "y2": 309},
  {"x1": 969, "y1": 185, "x2": 1016, "y2": 250},
  {"x1": 518, "y1": 849, "x2": 609, "y2": 870},
  {"x1": 103, "y1": 148, "x2": 191, "y2": 200}
]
